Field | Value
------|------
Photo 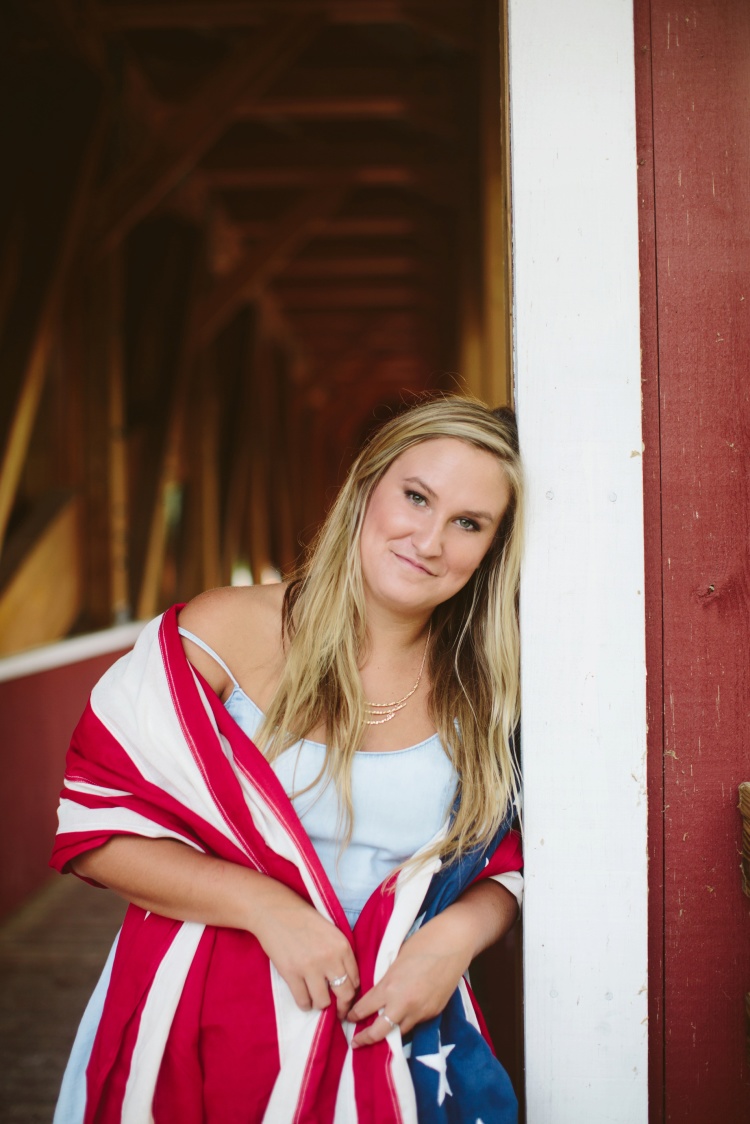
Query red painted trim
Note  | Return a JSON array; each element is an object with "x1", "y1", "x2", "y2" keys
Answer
[
  {"x1": 633, "y1": 1, "x2": 666, "y2": 1119},
  {"x1": 641, "y1": 1, "x2": 750, "y2": 1117}
]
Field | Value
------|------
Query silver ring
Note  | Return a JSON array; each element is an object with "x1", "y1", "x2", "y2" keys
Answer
[
  {"x1": 378, "y1": 1007, "x2": 399, "y2": 1030},
  {"x1": 328, "y1": 973, "x2": 348, "y2": 989}
]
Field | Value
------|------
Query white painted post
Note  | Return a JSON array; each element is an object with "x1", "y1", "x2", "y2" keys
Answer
[{"x1": 507, "y1": 1, "x2": 648, "y2": 1120}]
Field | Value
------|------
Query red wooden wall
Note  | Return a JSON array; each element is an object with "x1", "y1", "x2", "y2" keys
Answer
[
  {"x1": 636, "y1": 1, "x2": 750, "y2": 1119},
  {"x1": 0, "y1": 650, "x2": 129, "y2": 921}
]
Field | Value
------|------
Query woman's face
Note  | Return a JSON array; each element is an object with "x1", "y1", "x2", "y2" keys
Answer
[{"x1": 359, "y1": 437, "x2": 511, "y2": 619}]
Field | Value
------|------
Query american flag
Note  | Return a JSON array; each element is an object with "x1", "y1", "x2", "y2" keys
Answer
[{"x1": 52, "y1": 606, "x2": 522, "y2": 1123}]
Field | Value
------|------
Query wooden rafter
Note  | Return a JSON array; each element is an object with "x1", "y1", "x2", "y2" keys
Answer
[
  {"x1": 284, "y1": 255, "x2": 421, "y2": 280},
  {"x1": 250, "y1": 64, "x2": 455, "y2": 101},
  {"x1": 194, "y1": 184, "x2": 350, "y2": 342},
  {"x1": 233, "y1": 216, "x2": 418, "y2": 241},
  {"x1": 95, "y1": 18, "x2": 321, "y2": 254},
  {"x1": 202, "y1": 165, "x2": 429, "y2": 190},
  {"x1": 274, "y1": 283, "x2": 425, "y2": 310},
  {"x1": 203, "y1": 137, "x2": 444, "y2": 171},
  {"x1": 238, "y1": 94, "x2": 456, "y2": 141}
]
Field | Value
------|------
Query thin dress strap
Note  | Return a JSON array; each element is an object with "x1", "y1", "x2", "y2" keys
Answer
[{"x1": 178, "y1": 627, "x2": 240, "y2": 687}]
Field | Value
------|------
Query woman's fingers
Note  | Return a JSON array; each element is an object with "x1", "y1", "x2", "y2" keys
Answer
[
  {"x1": 287, "y1": 976, "x2": 314, "y2": 1012},
  {"x1": 348, "y1": 984, "x2": 407, "y2": 1047},
  {"x1": 347, "y1": 984, "x2": 382, "y2": 1026},
  {"x1": 252, "y1": 884, "x2": 361, "y2": 1016},
  {"x1": 333, "y1": 947, "x2": 361, "y2": 1019},
  {"x1": 307, "y1": 974, "x2": 332, "y2": 1011},
  {"x1": 328, "y1": 972, "x2": 358, "y2": 1020},
  {"x1": 351, "y1": 1007, "x2": 404, "y2": 1048},
  {"x1": 351, "y1": 1015, "x2": 396, "y2": 1048}
]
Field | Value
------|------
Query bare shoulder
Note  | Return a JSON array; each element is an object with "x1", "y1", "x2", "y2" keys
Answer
[{"x1": 178, "y1": 584, "x2": 287, "y2": 702}]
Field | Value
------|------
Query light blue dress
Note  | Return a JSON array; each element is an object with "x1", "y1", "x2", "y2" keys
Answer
[{"x1": 54, "y1": 632, "x2": 457, "y2": 1121}]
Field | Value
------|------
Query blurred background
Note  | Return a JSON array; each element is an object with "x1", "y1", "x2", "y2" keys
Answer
[
  {"x1": 0, "y1": 0, "x2": 512, "y2": 652},
  {"x1": 0, "y1": 2, "x2": 520, "y2": 1117}
]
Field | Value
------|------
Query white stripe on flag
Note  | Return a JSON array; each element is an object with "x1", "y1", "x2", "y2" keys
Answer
[
  {"x1": 121, "y1": 921, "x2": 205, "y2": 1124},
  {"x1": 263, "y1": 962, "x2": 328, "y2": 1122}
]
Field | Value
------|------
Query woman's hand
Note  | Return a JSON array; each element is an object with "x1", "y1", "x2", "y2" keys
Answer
[
  {"x1": 251, "y1": 881, "x2": 360, "y2": 1019},
  {"x1": 73, "y1": 836, "x2": 359, "y2": 1019},
  {"x1": 348, "y1": 914, "x2": 470, "y2": 1046},
  {"x1": 348, "y1": 880, "x2": 517, "y2": 1047}
]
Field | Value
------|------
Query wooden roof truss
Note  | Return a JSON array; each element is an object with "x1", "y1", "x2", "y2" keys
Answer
[{"x1": 0, "y1": 0, "x2": 511, "y2": 649}]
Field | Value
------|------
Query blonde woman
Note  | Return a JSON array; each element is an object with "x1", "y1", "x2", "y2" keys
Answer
[{"x1": 52, "y1": 395, "x2": 524, "y2": 1123}]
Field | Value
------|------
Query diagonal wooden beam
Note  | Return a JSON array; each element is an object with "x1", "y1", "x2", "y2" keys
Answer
[
  {"x1": 194, "y1": 183, "x2": 350, "y2": 343},
  {"x1": 95, "y1": 18, "x2": 320, "y2": 255}
]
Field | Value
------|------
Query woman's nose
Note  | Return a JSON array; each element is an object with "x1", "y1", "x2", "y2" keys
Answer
[{"x1": 411, "y1": 519, "x2": 443, "y2": 556}]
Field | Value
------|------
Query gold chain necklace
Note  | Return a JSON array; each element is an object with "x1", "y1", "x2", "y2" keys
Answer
[{"x1": 364, "y1": 622, "x2": 432, "y2": 726}]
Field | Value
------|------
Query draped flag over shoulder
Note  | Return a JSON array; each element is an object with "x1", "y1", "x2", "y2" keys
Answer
[{"x1": 51, "y1": 605, "x2": 523, "y2": 1124}]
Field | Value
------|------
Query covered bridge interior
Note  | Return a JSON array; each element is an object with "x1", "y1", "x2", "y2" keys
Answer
[
  {"x1": 1, "y1": 0, "x2": 512, "y2": 655},
  {"x1": 0, "y1": 1, "x2": 521, "y2": 1113}
]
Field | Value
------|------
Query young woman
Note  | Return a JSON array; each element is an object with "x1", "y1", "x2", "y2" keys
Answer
[{"x1": 52, "y1": 395, "x2": 524, "y2": 1123}]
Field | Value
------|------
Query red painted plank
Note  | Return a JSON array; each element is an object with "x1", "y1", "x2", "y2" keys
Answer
[
  {"x1": 647, "y1": 1, "x2": 750, "y2": 1118},
  {"x1": 0, "y1": 650, "x2": 130, "y2": 921},
  {"x1": 633, "y1": 2, "x2": 666, "y2": 1119}
]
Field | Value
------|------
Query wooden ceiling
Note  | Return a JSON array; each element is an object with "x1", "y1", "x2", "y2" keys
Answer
[{"x1": 0, "y1": 1, "x2": 510, "y2": 650}]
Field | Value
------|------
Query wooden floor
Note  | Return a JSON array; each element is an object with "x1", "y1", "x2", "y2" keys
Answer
[{"x1": 0, "y1": 877, "x2": 126, "y2": 1122}]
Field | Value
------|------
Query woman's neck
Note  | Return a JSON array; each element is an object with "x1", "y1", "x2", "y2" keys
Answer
[{"x1": 361, "y1": 606, "x2": 432, "y2": 662}]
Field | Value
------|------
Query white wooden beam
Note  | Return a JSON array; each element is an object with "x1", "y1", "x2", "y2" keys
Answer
[{"x1": 508, "y1": 0, "x2": 648, "y2": 1119}]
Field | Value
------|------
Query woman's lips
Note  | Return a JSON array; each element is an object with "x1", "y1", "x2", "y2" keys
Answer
[{"x1": 393, "y1": 552, "x2": 433, "y2": 575}]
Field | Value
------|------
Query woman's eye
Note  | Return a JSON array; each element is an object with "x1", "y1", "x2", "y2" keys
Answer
[
  {"x1": 456, "y1": 517, "x2": 480, "y2": 532},
  {"x1": 406, "y1": 490, "x2": 427, "y2": 506}
]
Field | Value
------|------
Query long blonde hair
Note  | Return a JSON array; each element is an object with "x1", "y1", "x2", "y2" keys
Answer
[{"x1": 256, "y1": 394, "x2": 524, "y2": 865}]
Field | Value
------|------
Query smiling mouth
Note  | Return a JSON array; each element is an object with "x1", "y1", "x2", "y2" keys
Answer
[{"x1": 394, "y1": 552, "x2": 434, "y2": 575}]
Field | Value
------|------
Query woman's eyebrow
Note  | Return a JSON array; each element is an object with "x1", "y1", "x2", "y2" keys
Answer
[
  {"x1": 402, "y1": 477, "x2": 495, "y2": 522},
  {"x1": 403, "y1": 475, "x2": 436, "y2": 498}
]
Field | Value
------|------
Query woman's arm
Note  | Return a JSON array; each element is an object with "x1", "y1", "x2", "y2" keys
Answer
[
  {"x1": 348, "y1": 878, "x2": 517, "y2": 1046},
  {"x1": 74, "y1": 836, "x2": 359, "y2": 1019}
]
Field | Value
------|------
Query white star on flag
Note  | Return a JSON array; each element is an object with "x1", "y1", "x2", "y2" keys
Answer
[{"x1": 415, "y1": 1033, "x2": 456, "y2": 1105}]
